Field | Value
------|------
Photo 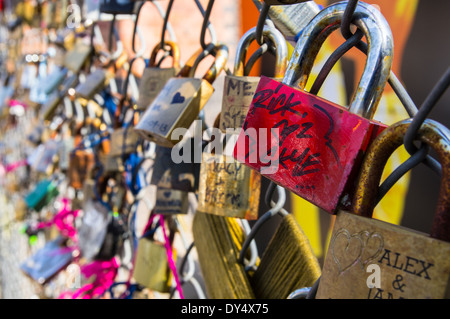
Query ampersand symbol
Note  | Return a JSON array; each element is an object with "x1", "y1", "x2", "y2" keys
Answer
[{"x1": 392, "y1": 275, "x2": 406, "y2": 292}]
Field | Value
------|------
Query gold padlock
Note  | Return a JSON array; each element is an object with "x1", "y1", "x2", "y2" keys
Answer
[
  {"x1": 316, "y1": 118, "x2": 450, "y2": 299},
  {"x1": 134, "y1": 44, "x2": 228, "y2": 148},
  {"x1": 133, "y1": 237, "x2": 174, "y2": 293},
  {"x1": 137, "y1": 41, "x2": 181, "y2": 111},
  {"x1": 220, "y1": 25, "x2": 288, "y2": 132},
  {"x1": 68, "y1": 149, "x2": 96, "y2": 190},
  {"x1": 197, "y1": 151, "x2": 260, "y2": 220}
]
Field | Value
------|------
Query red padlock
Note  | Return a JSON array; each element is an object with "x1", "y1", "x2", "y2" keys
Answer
[{"x1": 234, "y1": 2, "x2": 393, "y2": 213}]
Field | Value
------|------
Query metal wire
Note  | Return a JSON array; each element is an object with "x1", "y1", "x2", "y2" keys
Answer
[
  {"x1": 403, "y1": 67, "x2": 450, "y2": 174},
  {"x1": 309, "y1": 28, "x2": 364, "y2": 96},
  {"x1": 200, "y1": 0, "x2": 215, "y2": 50},
  {"x1": 160, "y1": 0, "x2": 175, "y2": 53},
  {"x1": 376, "y1": 143, "x2": 429, "y2": 205},
  {"x1": 256, "y1": 3, "x2": 271, "y2": 46},
  {"x1": 132, "y1": 1, "x2": 146, "y2": 55}
]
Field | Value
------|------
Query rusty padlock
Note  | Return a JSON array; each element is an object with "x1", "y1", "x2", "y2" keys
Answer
[
  {"x1": 234, "y1": 2, "x2": 392, "y2": 213},
  {"x1": 134, "y1": 44, "x2": 228, "y2": 148},
  {"x1": 137, "y1": 41, "x2": 181, "y2": 111},
  {"x1": 316, "y1": 118, "x2": 450, "y2": 299}
]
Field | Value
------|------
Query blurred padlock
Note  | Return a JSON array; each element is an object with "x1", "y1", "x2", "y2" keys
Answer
[
  {"x1": 133, "y1": 237, "x2": 173, "y2": 293},
  {"x1": 68, "y1": 149, "x2": 95, "y2": 190},
  {"x1": 137, "y1": 41, "x2": 181, "y2": 111},
  {"x1": 135, "y1": 44, "x2": 228, "y2": 148},
  {"x1": 154, "y1": 188, "x2": 189, "y2": 215},
  {"x1": 234, "y1": 2, "x2": 391, "y2": 213},
  {"x1": 316, "y1": 118, "x2": 450, "y2": 299},
  {"x1": 64, "y1": 40, "x2": 93, "y2": 74}
]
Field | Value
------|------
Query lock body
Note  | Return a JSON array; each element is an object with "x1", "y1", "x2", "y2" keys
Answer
[
  {"x1": 234, "y1": 76, "x2": 386, "y2": 213},
  {"x1": 75, "y1": 69, "x2": 109, "y2": 100},
  {"x1": 220, "y1": 75, "x2": 260, "y2": 132},
  {"x1": 197, "y1": 153, "x2": 260, "y2": 220},
  {"x1": 109, "y1": 127, "x2": 140, "y2": 157},
  {"x1": 64, "y1": 41, "x2": 92, "y2": 73},
  {"x1": 133, "y1": 238, "x2": 173, "y2": 293},
  {"x1": 154, "y1": 189, "x2": 189, "y2": 215},
  {"x1": 317, "y1": 211, "x2": 450, "y2": 299},
  {"x1": 135, "y1": 77, "x2": 214, "y2": 147},
  {"x1": 68, "y1": 150, "x2": 95, "y2": 190},
  {"x1": 137, "y1": 67, "x2": 179, "y2": 111}
]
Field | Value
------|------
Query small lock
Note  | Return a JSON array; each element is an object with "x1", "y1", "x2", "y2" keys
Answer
[
  {"x1": 42, "y1": 74, "x2": 78, "y2": 123},
  {"x1": 154, "y1": 188, "x2": 189, "y2": 215},
  {"x1": 24, "y1": 178, "x2": 60, "y2": 212},
  {"x1": 64, "y1": 40, "x2": 93, "y2": 73},
  {"x1": 134, "y1": 44, "x2": 229, "y2": 148},
  {"x1": 220, "y1": 25, "x2": 288, "y2": 132},
  {"x1": 137, "y1": 41, "x2": 181, "y2": 111},
  {"x1": 316, "y1": 118, "x2": 450, "y2": 299},
  {"x1": 74, "y1": 69, "x2": 110, "y2": 101},
  {"x1": 234, "y1": 2, "x2": 392, "y2": 214},
  {"x1": 108, "y1": 127, "x2": 140, "y2": 157}
]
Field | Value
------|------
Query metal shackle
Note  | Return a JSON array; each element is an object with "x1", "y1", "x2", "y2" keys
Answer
[
  {"x1": 149, "y1": 41, "x2": 181, "y2": 69},
  {"x1": 353, "y1": 118, "x2": 450, "y2": 242},
  {"x1": 178, "y1": 43, "x2": 229, "y2": 84},
  {"x1": 283, "y1": 1, "x2": 393, "y2": 119},
  {"x1": 234, "y1": 25, "x2": 288, "y2": 78}
]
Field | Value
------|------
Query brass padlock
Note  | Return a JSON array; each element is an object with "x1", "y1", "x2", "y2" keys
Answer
[
  {"x1": 316, "y1": 118, "x2": 450, "y2": 299},
  {"x1": 137, "y1": 41, "x2": 181, "y2": 111},
  {"x1": 197, "y1": 151, "x2": 260, "y2": 220},
  {"x1": 154, "y1": 188, "x2": 189, "y2": 215},
  {"x1": 74, "y1": 69, "x2": 110, "y2": 101},
  {"x1": 134, "y1": 44, "x2": 228, "y2": 148},
  {"x1": 64, "y1": 40, "x2": 93, "y2": 73},
  {"x1": 220, "y1": 25, "x2": 288, "y2": 132},
  {"x1": 133, "y1": 237, "x2": 173, "y2": 293}
]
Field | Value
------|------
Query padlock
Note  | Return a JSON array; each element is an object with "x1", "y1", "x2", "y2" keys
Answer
[
  {"x1": 154, "y1": 188, "x2": 189, "y2": 215},
  {"x1": 134, "y1": 44, "x2": 229, "y2": 148},
  {"x1": 197, "y1": 151, "x2": 261, "y2": 220},
  {"x1": 234, "y1": 2, "x2": 391, "y2": 213},
  {"x1": 24, "y1": 178, "x2": 60, "y2": 212},
  {"x1": 40, "y1": 66, "x2": 68, "y2": 96},
  {"x1": 74, "y1": 69, "x2": 110, "y2": 101},
  {"x1": 220, "y1": 25, "x2": 288, "y2": 132},
  {"x1": 99, "y1": 0, "x2": 137, "y2": 15},
  {"x1": 137, "y1": 41, "x2": 181, "y2": 111},
  {"x1": 64, "y1": 40, "x2": 93, "y2": 74},
  {"x1": 74, "y1": 50, "x2": 128, "y2": 100},
  {"x1": 108, "y1": 107, "x2": 141, "y2": 157},
  {"x1": 316, "y1": 118, "x2": 450, "y2": 299},
  {"x1": 133, "y1": 237, "x2": 173, "y2": 293},
  {"x1": 42, "y1": 74, "x2": 78, "y2": 123},
  {"x1": 68, "y1": 149, "x2": 96, "y2": 190},
  {"x1": 150, "y1": 137, "x2": 208, "y2": 193}
]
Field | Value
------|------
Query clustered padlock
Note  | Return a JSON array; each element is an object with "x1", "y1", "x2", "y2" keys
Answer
[
  {"x1": 197, "y1": 25, "x2": 288, "y2": 220},
  {"x1": 234, "y1": 2, "x2": 391, "y2": 214},
  {"x1": 134, "y1": 44, "x2": 229, "y2": 148},
  {"x1": 137, "y1": 41, "x2": 181, "y2": 111},
  {"x1": 317, "y1": 118, "x2": 450, "y2": 299}
]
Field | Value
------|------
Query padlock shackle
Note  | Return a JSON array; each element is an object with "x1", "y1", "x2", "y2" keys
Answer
[
  {"x1": 149, "y1": 41, "x2": 181, "y2": 69},
  {"x1": 353, "y1": 118, "x2": 450, "y2": 242},
  {"x1": 283, "y1": 1, "x2": 393, "y2": 119},
  {"x1": 234, "y1": 25, "x2": 288, "y2": 78},
  {"x1": 178, "y1": 44, "x2": 228, "y2": 84}
]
